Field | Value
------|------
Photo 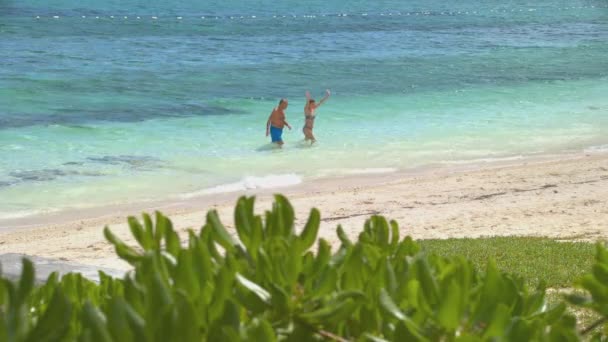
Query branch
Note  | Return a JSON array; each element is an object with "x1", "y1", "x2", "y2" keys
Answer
[
  {"x1": 581, "y1": 317, "x2": 607, "y2": 335},
  {"x1": 318, "y1": 330, "x2": 351, "y2": 342}
]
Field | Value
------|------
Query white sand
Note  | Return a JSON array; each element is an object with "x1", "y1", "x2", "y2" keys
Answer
[{"x1": 1, "y1": 152, "x2": 607, "y2": 271}]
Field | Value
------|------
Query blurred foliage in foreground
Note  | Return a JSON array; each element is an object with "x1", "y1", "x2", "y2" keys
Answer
[{"x1": 1, "y1": 195, "x2": 606, "y2": 341}]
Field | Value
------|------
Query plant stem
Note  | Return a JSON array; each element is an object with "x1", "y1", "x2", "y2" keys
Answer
[
  {"x1": 318, "y1": 330, "x2": 351, "y2": 342},
  {"x1": 581, "y1": 318, "x2": 607, "y2": 335}
]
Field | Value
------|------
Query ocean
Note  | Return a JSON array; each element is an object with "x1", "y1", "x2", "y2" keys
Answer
[{"x1": 1, "y1": 0, "x2": 607, "y2": 219}]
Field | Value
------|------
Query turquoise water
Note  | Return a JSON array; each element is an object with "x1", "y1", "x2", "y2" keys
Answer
[{"x1": 1, "y1": 0, "x2": 608, "y2": 218}]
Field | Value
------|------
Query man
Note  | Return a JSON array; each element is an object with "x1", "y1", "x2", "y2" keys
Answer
[{"x1": 266, "y1": 98, "x2": 291, "y2": 147}]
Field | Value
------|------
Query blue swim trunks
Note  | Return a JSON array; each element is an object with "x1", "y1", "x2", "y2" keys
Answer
[{"x1": 270, "y1": 125, "x2": 283, "y2": 142}]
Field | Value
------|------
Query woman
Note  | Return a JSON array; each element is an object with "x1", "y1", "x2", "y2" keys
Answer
[{"x1": 303, "y1": 89, "x2": 330, "y2": 144}]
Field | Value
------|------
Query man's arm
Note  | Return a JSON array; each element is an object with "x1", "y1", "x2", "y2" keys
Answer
[
  {"x1": 266, "y1": 111, "x2": 273, "y2": 136},
  {"x1": 280, "y1": 111, "x2": 291, "y2": 129},
  {"x1": 283, "y1": 115, "x2": 292, "y2": 129},
  {"x1": 305, "y1": 90, "x2": 311, "y2": 100}
]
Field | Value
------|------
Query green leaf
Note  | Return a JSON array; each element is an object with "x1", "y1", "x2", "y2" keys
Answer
[
  {"x1": 311, "y1": 268, "x2": 338, "y2": 299},
  {"x1": 413, "y1": 256, "x2": 439, "y2": 305},
  {"x1": 595, "y1": 243, "x2": 608, "y2": 264},
  {"x1": 234, "y1": 196, "x2": 254, "y2": 249},
  {"x1": 236, "y1": 273, "x2": 271, "y2": 304},
  {"x1": 201, "y1": 225, "x2": 223, "y2": 261},
  {"x1": 380, "y1": 288, "x2": 406, "y2": 321},
  {"x1": 337, "y1": 225, "x2": 352, "y2": 247},
  {"x1": 592, "y1": 263, "x2": 608, "y2": 284},
  {"x1": 474, "y1": 259, "x2": 507, "y2": 323},
  {"x1": 17, "y1": 258, "x2": 35, "y2": 305},
  {"x1": 274, "y1": 194, "x2": 295, "y2": 237},
  {"x1": 298, "y1": 208, "x2": 320, "y2": 252},
  {"x1": 104, "y1": 227, "x2": 141, "y2": 264},
  {"x1": 25, "y1": 289, "x2": 72, "y2": 342},
  {"x1": 162, "y1": 217, "x2": 181, "y2": 257},
  {"x1": 285, "y1": 238, "x2": 303, "y2": 286},
  {"x1": 482, "y1": 303, "x2": 511, "y2": 339},
  {"x1": 437, "y1": 280, "x2": 462, "y2": 330},
  {"x1": 334, "y1": 290, "x2": 366, "y2": 303},
  {"x1": 190, "y1": 231, "x2": 214, "y2": 284},
  {"x1": 299, "y1": 298, "x2": 357, "y2": 325},
  {"x1": 341, "y1": 245, "x2": 367, "y2": 290},
  {"x1": 124, "y1": 300, "x2": 146, "y2": 341},
  {"x1": 580, "y1": 274, "x2": 608, "y2": 303},
  {"x1": 174, "y1": 292, "x2": 200, "y2": 341},
  {"x1": 394, "y1": 320, "x2": 428, "y2": 342},
  {"x1": 506, "y1": 318, "x2": 533, "y2": 342},
  {"x1": 543, "y1": 302, "x2": 567, "y2": 324},
  {"x1": 373, "y1": 215, "x2": 390, "y2": 247},
  {"x1": 389, "y1": 220, "x2": 400, "y2": 249},
  {"x1": 81, "y1": 301, "x2": 112, "y2": 342},
  {"x1": 105, "y1": 297, "x2": 133, "y2": 342},
  {"x1": 123, "y1": 275, "x2": 145, "y2": 314},
  {"x1": 174, "y1": 250, "x2": 200, "y2": 295},
  {"x1": 207, "y1": 210, "x2": 237, "y2": 252},
  {"x1": 522, "y1": 289, "x2": 545, "y2": 315},
  {"x1": 149, "y1": 263, "x2": 173, "y2": 309},
  {"x1": 284, "y1": 322, "x2": 316, "y2": 341},
  {"x1": 128, "y1": 216, "x2": 151, "y2": 250},
  {"x1": 249, "y1": 216, "x2": 264, "y2": 258},
  {"x1": 142, "y1": 212, "x2": 155, "y2": 247},
  {"x1": 209, "y1": 266, "x2": 236, "y2": 322},
  {"x1": 218, "y1": 299, "x2": 241, "y2": 332},
  {"x1": 314, "y1": 238, "x2": 331, "y2": 271},
  {"x1": 153, "y1": 211, "x2": 167, "y2": 248},
  {"x1": 269, "y1": 283, "x2": 291, "y2": 316},
  {"x1": 407, "y1": 282, "x2": 428, "y2": 316},
  {"x1": 384, "y1": 258, "x2": 398, "y2": 296},
  {"x1": 247, "y1": 319, "x2": 276, "y2": 342}
]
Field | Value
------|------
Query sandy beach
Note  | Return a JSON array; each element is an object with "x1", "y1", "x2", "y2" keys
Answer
[{"x1": 1, "y1": 152, "x2": 607, "y2": 271}]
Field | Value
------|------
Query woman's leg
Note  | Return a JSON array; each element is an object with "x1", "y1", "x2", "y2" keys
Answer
[{"x1": 303, "y1": 127, "x2": 314, "y2": 141}]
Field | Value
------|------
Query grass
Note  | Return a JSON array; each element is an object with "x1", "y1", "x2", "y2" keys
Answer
[{"x1": 418, "y1": 236, "x2": 596, "y2": 288}]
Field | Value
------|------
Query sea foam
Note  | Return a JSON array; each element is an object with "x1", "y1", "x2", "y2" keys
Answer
[
  {"x1": 179, "y1": 174, "x2": 302, "y2": 198},
  {"x1": 584, "y1": 144, "x2": 608, "y2": 153},
  {"x1": 0, "y1": 209, "x2": 56, "y2": 220}
]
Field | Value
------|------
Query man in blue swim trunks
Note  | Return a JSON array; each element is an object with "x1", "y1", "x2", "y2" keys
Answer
[{"x1": 265, "y1": 98, "x2": 291, "y2": 147}]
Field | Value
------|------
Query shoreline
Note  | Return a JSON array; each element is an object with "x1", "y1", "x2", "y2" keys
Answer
[
  {"x1": 0, "y1": 150, "x2": 598, "y2": 232},
  {"x1": 1, "y1": 151, "x2": 607, "y2": 270}
]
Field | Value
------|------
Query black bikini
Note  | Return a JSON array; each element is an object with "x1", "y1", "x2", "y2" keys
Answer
[{"x1": 304, "y1": 114, "x2": 315, "y2": 129}]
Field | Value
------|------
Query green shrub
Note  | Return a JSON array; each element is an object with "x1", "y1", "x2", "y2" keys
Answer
[
  {"x1": 568, "y1": 244, "x2": 608, "y2": 340},
  {"x1": 0, "y1": 195, "x2": 604, "y2": 341}
]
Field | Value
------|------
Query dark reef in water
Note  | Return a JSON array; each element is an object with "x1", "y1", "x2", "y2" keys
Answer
[
  {"x1": 9, "y1": 168, "x2": 103, "y2": 182},
  {"x1": 2, "y1": 154, "x2": 163, "y2": 187},
  {"x1": 86, "y1": 155, "x2": 162, "y2": 168},
  {"x1": 0, "y1": 103, "x2": 244, "y2": 130}
]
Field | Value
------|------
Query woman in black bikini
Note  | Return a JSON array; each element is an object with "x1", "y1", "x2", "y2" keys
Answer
[{"x1": 303, "y1": 89, "x2": 331, "y2": 144}]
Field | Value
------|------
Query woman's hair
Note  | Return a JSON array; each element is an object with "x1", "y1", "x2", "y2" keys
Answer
[{"x1": 308, "y1": 99, "x2": 315, "y2": 103}]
